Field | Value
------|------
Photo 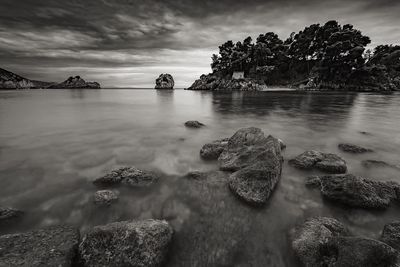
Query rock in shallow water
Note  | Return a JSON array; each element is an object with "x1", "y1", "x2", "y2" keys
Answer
[
  {"x1": 0, "y1": 207, "x2": 23, "y2": 222},
  {"x1": 308, "y1": 174, "x2": 399, "y2": 209},
  {"x1": 93, "y1": 190, "x2": 118, "y2": 205},
  {"x1": 381, "y1": 221, "x2": 400, "y2": 251},
  {"x1": 155, "y1": 73, "x2": 174, "y2": 89},
  {"x1": 362, "y1": 160, "x2": 400, "y2": 170},
  {"x1": 79, "y1": 219, "x2": 173, "y2": 267},
  {"x1": 289, "y1": 150, "x2": 347, "y2": 174},
  {"x1": 93, "y1": 167, "x2": 158, "y2": 187},
  {"x1": 338, "y1": 143, "x2": 373, "y2": 153},
  {"x1": 184, "y1": 120, "x2": 205, "y2": 128},
  {"x1": 0, "y1": 225, "x2": 79, "y2": 266},
  {"x1": 200, "y1": 138, "x2": 229, "y2": 160}
]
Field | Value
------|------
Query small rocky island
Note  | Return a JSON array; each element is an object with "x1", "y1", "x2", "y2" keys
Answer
[
  {"x1": 48, "y1": 76, "x2": 100, "y2": 89},
  {"x1": 188, "y1": 20, "x2": 400, "y2": 91},
  {"x1": 155, "y1": 74, "x2": 174, "y2": 89}
]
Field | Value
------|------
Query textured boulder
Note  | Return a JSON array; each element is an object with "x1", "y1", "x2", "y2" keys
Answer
[
  {"x1": 184, "y1": 120, "x2": 205, "y2": 128},
  {"x1": 93, "y1": 190, "x2": 119, "y2": 205},
  {"x1": 79, "y1": 219, "x2": 173, "y2": 267},
  {"x1": 0, "y1": 207, "x2": 23, "y2": 222},
  {"x1": 289, "y1": 150, "x2": 347, "y2": 174},
  {"x1": 93, "y1": 167, "x2": 158, "y2": 187},
  {"x1": 381, "y1": 221, "x2": 400, "y2": 250},
  {"x1": 291, "y1": 217, "x2": 398, "y2": 267},
  {"x1": 0, "y1": 225, "x2": 79, "y2": 266},
  {"x1": 200, "y1": 138, "x2": 229, "y2": 160},
  {"x1": 338, "y1": 143, "x2": 373, "y2": 153},
  {"x1": 308, "y1": 174, "x2": 399, "y2": 209},
  {"x1": 48, "y1": 76, "x2": 100, "y2": 89},
  {"x1": 155, "y1": 74, "x2": 174, "y2": 89}
]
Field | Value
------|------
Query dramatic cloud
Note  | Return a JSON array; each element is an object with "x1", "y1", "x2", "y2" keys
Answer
[{"x1": 0, "y1": 0, "x2": 399, "y2": 87}]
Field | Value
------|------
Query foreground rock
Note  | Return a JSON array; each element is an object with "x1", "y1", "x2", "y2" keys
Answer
[
  {"x1": 381, "y1": 221, "x2": 400, "y2": 251},
  {"x1": 362, "y1": 159, "x2": 400, "y2": 170},
  {"x1": 0, "y1": 225, "x2": 79, "y2": 266},
  {"x1": 93, "y1": 190, "x2": 118, "y2": 205},
  {"x1": 200, "y1": 138, "x2": 229, "y2": 160},
  {"x1": 338, "y1": 143, "x2": 373, "y2": 153},
  {"x1": 307, "y1": 174, "x2": 399, "y2": 209},
  {"x1": 93, "y1": 167, "x2": 158, "y2": 187},
  {"x1": 187, "y1": 73, "x2": 267, "y2": 91},
  {"x1": 48, "y1": 76, "x2": 100, "y2": 89},
  {"x1": 155, "y1": 74, "x2": 174, "y2": 89},
  {"x1": 291, "y1": 217, "x2": 398, "y2": 267},
  {"x1": 79, "y1": 219, "x2": 173, "y2": 267},
  {"x1": 289, "y1": 150, "x2": 347, "y2": 173},
  {"x1": 184, "y1": 120, "x2": 205, "y2": 128},
  {"x1": 0, "y1": 207, "x2": 23, "y2": 222}
]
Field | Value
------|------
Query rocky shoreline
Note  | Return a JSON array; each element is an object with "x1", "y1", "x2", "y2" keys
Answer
[{"x1": 1, "y1": 127, "x2": 400, "y2": 266}]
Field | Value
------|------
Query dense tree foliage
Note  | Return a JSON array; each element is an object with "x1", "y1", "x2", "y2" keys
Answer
[{"x1": 209, "y1": 20, "x2": 398, "y2": 90}]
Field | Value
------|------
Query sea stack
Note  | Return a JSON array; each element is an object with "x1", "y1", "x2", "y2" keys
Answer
[{"x1": 155, "y1": 74, "x2": 174, "y2": 89}]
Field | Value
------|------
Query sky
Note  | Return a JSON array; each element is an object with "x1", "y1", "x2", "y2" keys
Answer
[{"x1": 0, "y1": 0, "x2": 399, "y2": 88}]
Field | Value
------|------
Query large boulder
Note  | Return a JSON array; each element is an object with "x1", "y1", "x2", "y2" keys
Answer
[
  {"x1": 289, "y1": 150, "x2": 347, "y2": 174},
  {"x1": 0, "y1": 225, "x2": 80, "y2": 266},
  {"x1": 0, "y1": 207, "x2": 23, "y2": 222},
  {"x1": 79, "y1": 219, "x2": 173, "y2": 267},
  {"x1": 307, "y1": 174, "x2": 399, "y2": 209},
  {"x1": 381, "y1": 221, "x2": 400, "y2": 250},
  {"x1": 155, "y1": 74, "x2": 174, "y2": 89},
  {"x1": 338, "y1": 143, "x2": 373, "y2": 153},
  {"x1": 291, "y1": 217, "x2": 398, "y2": 267},
  {"x1": 200, "y1": 138, "x2": 229, "y2": 160},
  {"x1": 93, "y1": 167, "x2": 158, "y2": 187}
]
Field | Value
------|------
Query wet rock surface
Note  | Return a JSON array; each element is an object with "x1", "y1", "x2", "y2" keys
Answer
[
  {"x1": 289, "y1": 150, "x2": 347, "y2": 173},
  {"x1": 199, "y1": 138, "x2": 229, "y2": 160},
  {"x1": 338, "y1": 143, "x2": 373, "y2": 153},
  {"x1": 184, "y1": 120, "x2": 205, "y2": 128},
  {"x1": 93, "y1": 167, "x2": 158, "y2": 187},
  {"x1": 79, "y1": 219, "x2": 173, "y2": 267},
  {"x1": 155, "y1": 74, "x2": 174, "y2": 89},
  {"x1": 381, "y1": 221, "x2": 400, "y2": 251},
  {"x1": 291, "y1": 217, "x2": 398, "y2": 267},
  {"x1": 93, "y1": 190, "x2": 118, "y2": 205},
  {"x1": 307, "y1": 174, "x2": 399, "y2": 209},
  {"x1": 0, "y1": 225, "x2": 79, "y2": 266},
  {"x1": 0, "y1": 207, "x2": 23, "y2": 222}
]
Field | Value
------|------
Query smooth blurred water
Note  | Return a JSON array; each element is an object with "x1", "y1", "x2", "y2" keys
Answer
[{"x1": 1, "y1": 89, "x2": 400, "y2": 266}]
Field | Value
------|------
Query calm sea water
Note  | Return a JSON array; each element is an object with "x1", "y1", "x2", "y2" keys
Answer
[{"x1": 1, "y1": 89, "x2": 400, "y2": 266}]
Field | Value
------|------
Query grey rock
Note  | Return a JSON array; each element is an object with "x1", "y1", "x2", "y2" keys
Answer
[
  {"x1": 289, "y1": 150, "x2": 347, "y2": 174},
  {"x1": 93, "y1": 167, "x2": 158, "y2": 187},
  {"x1": 79, "y1": 219, "x2": 173, "y2": 267},
  {"x1": 338, "y1": 143, "x2": 373, "y2": 153},
  {"x1": 184, "y1": 120, "x2": 205, "y2": 128},
  {"x1": 362, "y1": 160, "x2": 400, "y2": 170},
  {"x1": 200, "y1": 138, "x2": 229, "y2": 160},
  {"x1": 0, "y1": 225, "x2": 79, "y2": 267},
  {"x1": 93, "y1": 190, "x2": 118, "y2": 205},
  {"x1": 0, "y1": 207, "x2": 23, "y2": 222},
  {"x1": 155, "y1": 74, "x2": 174, "y2": 89},
  {"x1": 309, "y1": 174, "x2": 399, "y2": 209},
  {"x1": 381, "y1": 221, "x2": 400, "y2": 251}
]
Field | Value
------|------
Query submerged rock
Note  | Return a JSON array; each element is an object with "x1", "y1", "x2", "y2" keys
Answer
[
  {"x1": 155, "y1": 74, "x2": 174, "y2": 89},
  {"x1": 79, "y1": 219, "x2": 173, "y2": 267},
  {"x1": 308, "y1": 174, "x2": 399, "y2": 209},
  {"x1": 200, "y1": 138, "x2": 229, "y2": 160},
  {"x1": 93, "y1": 190, "x2": 118, "y2": 205},
  {"x1": 338, "y1": 143, "x2": 373, "y2": 153},
  {"x1": 184, "y1": 120, "x2": 205, "y2": 128},
  {"x1": 381, "y1": 221, "x2": 400, "y2": 250},
  {"x1": 291, "y1": 217, "x2": 398, "y2": 267},
  {"x1": 0, "y1": 207, "x2": 23, "y2": 222},
  {"x1": 0, "y1": 225, "x2": 79, "y2": 266},
  {"x1": 362, "y1": 160, "x2": 400, "y2": 170},
  {"x1": 93, "y1": 167, "x2": 158, "y2": 187},
  {"x1": 289, "y1": 150, "x2": 347, "y2": 174}
]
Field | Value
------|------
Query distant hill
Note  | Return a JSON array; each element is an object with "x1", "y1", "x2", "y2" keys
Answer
[
  {"x1": 0, "y1": 68, "x2": 101, "y2": 89},
  {"x1": 0, "y1": 68, "x2": 53, "y2": 89}
]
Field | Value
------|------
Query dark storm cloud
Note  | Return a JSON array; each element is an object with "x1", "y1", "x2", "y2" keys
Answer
[{"x1": 0, "y1": 0, "x2": 399, "y2": 87}]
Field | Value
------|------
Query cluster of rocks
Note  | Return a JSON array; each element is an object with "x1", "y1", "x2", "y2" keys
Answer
[
  {"x1": 291, "y1": 217, "x2": 399, "y2": 267},
  {"x1": 200, "y1": 127, "x2": 284, "y2": 205},
  {"x1": 187, "y1": 73, "x2": 267, "y2": 91},
  {"x1": 155, "y1": 74, "x2": 174, "y2": 89},
  {"x1": 0, "y1": 219, "x2": 173, "y2": 267}
]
